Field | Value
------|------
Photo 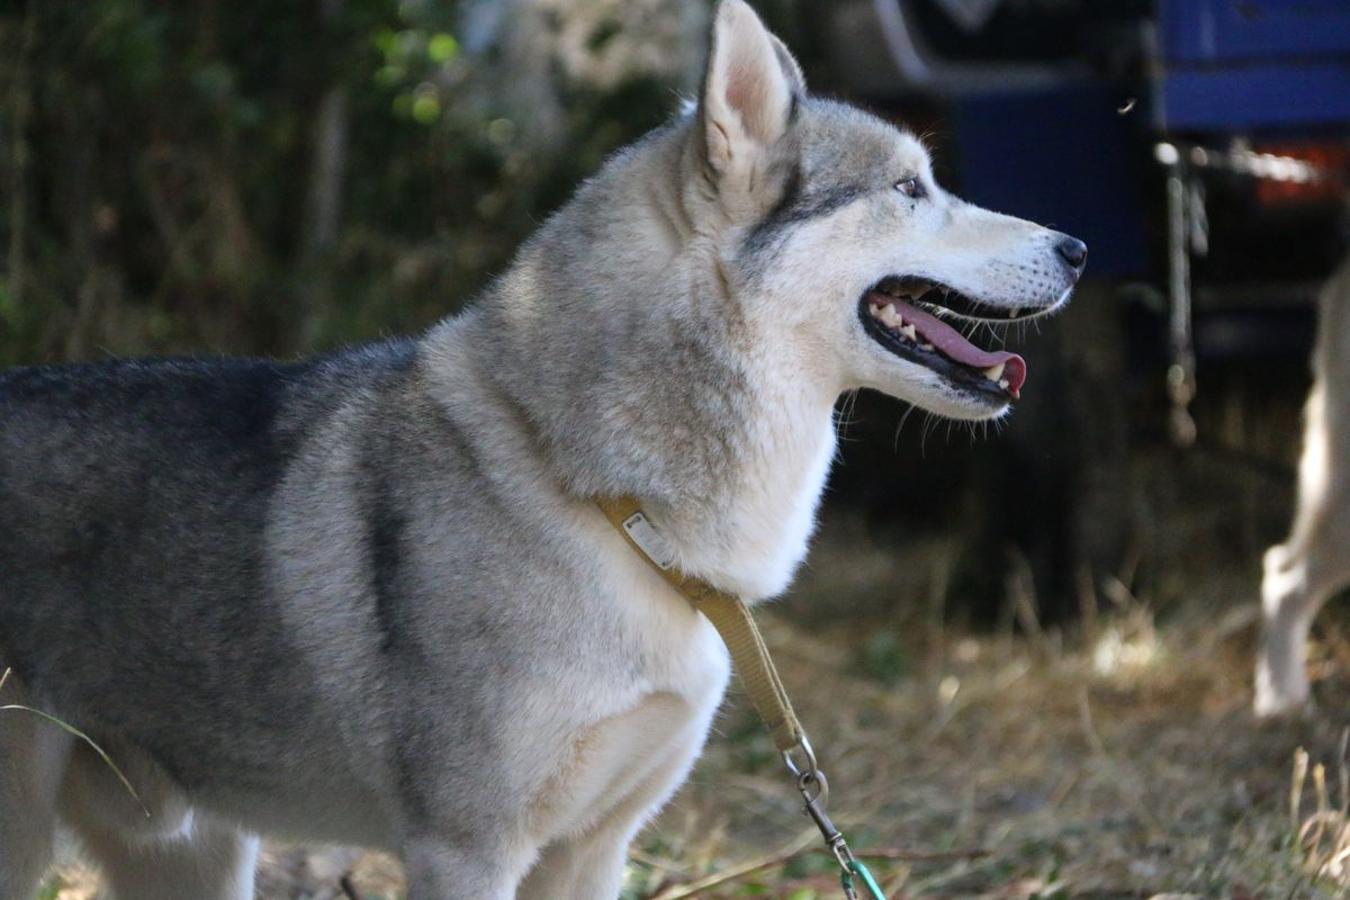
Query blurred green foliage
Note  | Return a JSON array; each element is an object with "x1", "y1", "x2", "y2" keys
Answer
[
  {"x1": 0, "y1": 0, "x2": 683, "y2": 365},
  {"x1": 857, "y1": 628, "x2": 910, "y2": 685}
]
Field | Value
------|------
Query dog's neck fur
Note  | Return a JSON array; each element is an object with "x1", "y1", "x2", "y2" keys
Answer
[{"x1": 433, "y1": 120, "x2": 839, "y2": 601}]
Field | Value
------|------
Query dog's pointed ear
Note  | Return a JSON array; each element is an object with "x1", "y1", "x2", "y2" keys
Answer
[{"x1": 700, "y1": 0, "x2": 805, "y2": 176}]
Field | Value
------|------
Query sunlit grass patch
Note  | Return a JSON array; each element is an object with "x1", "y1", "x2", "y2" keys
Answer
[{"x1": 1291, "y1": 735, "x2": 1350, "y2": 889}]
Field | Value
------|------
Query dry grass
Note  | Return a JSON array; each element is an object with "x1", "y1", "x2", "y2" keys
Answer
[
  {"x1": 38, "y1": 515, "x2": 1350, "y2": 900},
  {"x1": 620, "y1": 508, "x2": 1350, "y2": 900},
  {"x1": 634, "y1": 608, "x2": 1349, "y2": 899}
]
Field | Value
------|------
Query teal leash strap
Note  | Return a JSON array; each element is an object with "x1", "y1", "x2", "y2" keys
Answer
[{"x1": 841, "y1": 858, "x2": 886, "y2": 899}]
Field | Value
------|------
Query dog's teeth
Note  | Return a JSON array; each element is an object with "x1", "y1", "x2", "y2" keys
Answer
[
  {"x1": 982, "y1": 362, "x2": 1005, "y2": 382},
  {"x1": 998, "y1": 378, "x2": 1010, "y2": 389},
  {"x1": 1008, "y1": 308, "x2": 1018, "y2": 319},
  {"x1": 901, "y1": 324, "x2": 917, "y2": 341},
  {"x1": 920, "y1": 342, "x2": 934, "y2": 351}
]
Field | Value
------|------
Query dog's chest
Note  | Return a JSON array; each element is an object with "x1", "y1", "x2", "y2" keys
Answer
[{"x1": 516, "y1": 520, "x2": 732, "y2": 842}]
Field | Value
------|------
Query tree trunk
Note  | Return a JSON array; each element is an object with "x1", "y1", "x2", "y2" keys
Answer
[{"x1": 299, "y1": 0, "x2": 350, "y2": 348}]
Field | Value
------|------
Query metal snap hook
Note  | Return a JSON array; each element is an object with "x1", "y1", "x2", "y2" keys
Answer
[{"x1": 781, "y1": 734, "x2": 818, "y2": 779}]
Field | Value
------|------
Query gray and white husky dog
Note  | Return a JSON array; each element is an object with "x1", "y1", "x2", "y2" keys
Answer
[{"x1": 0, "y1": 2, "x2": 1084, "y2": 897}]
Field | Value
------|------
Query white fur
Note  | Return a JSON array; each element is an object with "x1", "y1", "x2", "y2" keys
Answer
[{"x1": 1255, "y1": 256, "x2": 1350, "y2": 716}]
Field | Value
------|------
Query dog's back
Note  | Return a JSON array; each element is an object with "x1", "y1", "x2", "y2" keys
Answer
[{"x1": 0, "y1": 346, "x2": 411, "y2": 785}]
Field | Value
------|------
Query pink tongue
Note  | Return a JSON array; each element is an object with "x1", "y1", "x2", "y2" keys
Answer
[{"x1": 878, "y1": 293, "x2": 1027, "y2": 399}]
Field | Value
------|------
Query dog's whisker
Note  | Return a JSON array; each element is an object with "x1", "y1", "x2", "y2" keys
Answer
[{"x1": 893, "y1": 402, "x2": 919, "y2": 452}]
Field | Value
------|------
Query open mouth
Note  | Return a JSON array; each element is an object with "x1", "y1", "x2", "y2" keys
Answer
[{"x1": 859, "y1": 276, "x2": 1032, "y2": 402}]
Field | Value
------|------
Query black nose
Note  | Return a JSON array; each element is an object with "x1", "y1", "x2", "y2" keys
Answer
[{"x1": 1055, "y1": 236, "x2": 1088, "y2": 273}]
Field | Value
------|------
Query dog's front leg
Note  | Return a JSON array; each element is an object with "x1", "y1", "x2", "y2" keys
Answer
[
  {"x1": 517, "y1": 701, "x2": 715, "y2": 900},
  {"x1": 402, "y1": 835, "x2": 531, "y2": 900},
  {"x1": 516, "y1": 824, "x2": 632, "y2": 900}
]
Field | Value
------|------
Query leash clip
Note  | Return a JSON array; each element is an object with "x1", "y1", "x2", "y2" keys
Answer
[
  {"x1": 782, "y1": 736, "x2": 885, "y2": 899},
  {"x1": 782, "y1": 735, "x2": 826, "y2": 806}
]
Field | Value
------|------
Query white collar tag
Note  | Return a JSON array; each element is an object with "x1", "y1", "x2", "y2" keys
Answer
[{"x1": 620, "y1": 511, "x2": 676, "y2": 570}]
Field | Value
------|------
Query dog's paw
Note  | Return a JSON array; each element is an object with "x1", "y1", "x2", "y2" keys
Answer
[{"x1": 1253, "y1": 688, "x2": 1316, "y2": 721}]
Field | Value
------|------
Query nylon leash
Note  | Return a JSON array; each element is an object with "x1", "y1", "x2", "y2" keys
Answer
[{"x1": 596, "y1": 497, "x2": 886, "y2": 899}]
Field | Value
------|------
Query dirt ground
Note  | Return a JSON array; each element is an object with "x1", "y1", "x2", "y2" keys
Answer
[{"x1": 38, "y1": 511, "x2": 1350, "y2": 900}]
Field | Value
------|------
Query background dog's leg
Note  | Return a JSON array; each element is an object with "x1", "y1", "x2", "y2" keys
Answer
[
  {"x1": 1255, "y1": 259, "x2": 1350, "y2": 717},
  {"x1": 1255, "y1": 542, "x2": 1345, "y2": 717},
  {"x1": 0, "y1": 677, "x2": 73, "y2": 900}
]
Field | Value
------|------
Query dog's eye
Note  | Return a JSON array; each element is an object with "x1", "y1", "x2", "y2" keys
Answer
[{"x1": 894, "y1": 177, "x2": 924, "y2": 199}]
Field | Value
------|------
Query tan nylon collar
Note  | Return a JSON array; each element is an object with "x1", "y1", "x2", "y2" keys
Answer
[{"x1": 595, "y1": 496, "x2": 804, "y2": 753}]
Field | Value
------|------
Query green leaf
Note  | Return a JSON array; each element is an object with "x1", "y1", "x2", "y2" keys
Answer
[
  {"x1": 427, "y1": 33, "x2": 457, "y2": 64},
  {"x1": 411, "y1": 93, "x2": 440, "y2": 125}
]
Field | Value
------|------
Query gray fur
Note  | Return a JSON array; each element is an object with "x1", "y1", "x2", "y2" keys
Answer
[{"x1": 0, "y1": 2, "x2": 1082, "y2": 897}]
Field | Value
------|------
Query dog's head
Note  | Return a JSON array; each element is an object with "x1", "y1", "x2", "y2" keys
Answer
[{"x1": 690, "y1": 0, "x2": 1086, "y2": 419}]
